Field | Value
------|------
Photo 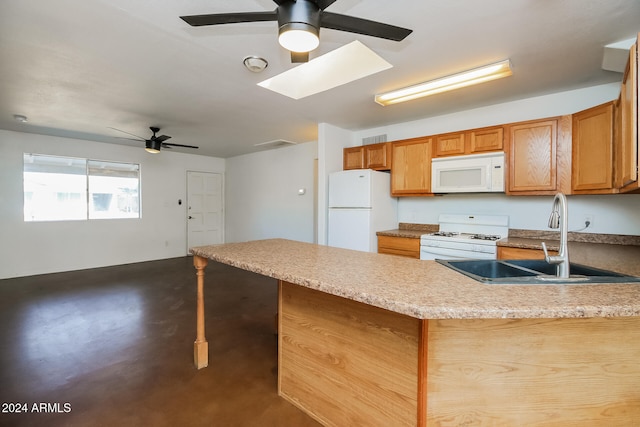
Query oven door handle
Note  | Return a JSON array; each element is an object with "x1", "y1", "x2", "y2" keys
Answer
[{"x1": 420, "y1": 245, "x2": 495, "y2": 260}]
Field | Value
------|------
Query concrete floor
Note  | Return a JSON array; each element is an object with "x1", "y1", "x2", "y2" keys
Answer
[{"x1": 0, "y1": 257, "x2": 321, "y2": 427}]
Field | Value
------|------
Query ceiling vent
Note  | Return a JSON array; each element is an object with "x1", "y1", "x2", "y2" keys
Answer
[
  {"x1": 362, "y1": 134, "x2": 387, "y2": 145},
  {"x1": 253, "y1": 139, "x2": 298, "y2": 149}
]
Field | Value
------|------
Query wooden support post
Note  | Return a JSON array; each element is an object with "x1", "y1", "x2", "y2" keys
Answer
[{"x1": 193, "y1": 255, "x2": 208, "y2": 369}]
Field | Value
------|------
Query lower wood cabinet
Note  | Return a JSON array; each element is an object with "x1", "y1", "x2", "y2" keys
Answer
[
  {"x1": 497, "y1": 246, "x2": 556, "y2": 260},
  {"x1": 377, "y1": 235, "x2": 420, "y2": 258}
]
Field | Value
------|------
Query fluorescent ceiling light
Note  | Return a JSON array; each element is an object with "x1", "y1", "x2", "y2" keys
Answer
[
  {"x1": 258, "y1": 40, "x2": 392, "y2": 100},
  {"x1": 375, "y1": 59, "x2": 513, "y2": 106}
]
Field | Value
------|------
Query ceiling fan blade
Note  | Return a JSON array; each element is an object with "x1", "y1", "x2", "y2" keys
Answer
[
  {"x1": 320, "y1": 12, "x2": 412, "y2": 41},
  {"x1": 154, "y1": 135, "x2": 172, "y2": 143},
  {"x1": 291, "y1": 51, "x2": 309, "y2": 63},
  {"x1": 315, "y1": 0, "x2": 337, "y2": 10},
  {"x1": 180, "y1": 11, "x2": 277, "y2": 27},
  {"x1": 162, "y1": 143, "x2": 199, "y2": 149},
  {"x1": 115, "y1": 137, "x2": 144, "y2": 143},
  {"x1": 108, "y1": 126, "x2": 145, "y2": 141}
]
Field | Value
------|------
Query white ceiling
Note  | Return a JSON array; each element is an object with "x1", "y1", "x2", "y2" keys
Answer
[{"x1": 1, "y1": 0, "x2": 639, "y2": 158}]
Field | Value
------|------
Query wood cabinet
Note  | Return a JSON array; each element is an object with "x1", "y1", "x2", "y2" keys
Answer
[
  {"x1": 497, "y1": 246, "x2": 556, "y2": 260},
  {"x1": 390, "y1": 137, "x2": 433, "y2": 196},
  {"x1": 572, "y1": 101, "x2": 615, "y2": 193},
  {"x1": 433, "y1": 126, "x2": 503, "y2": 157},
  {"x1": 506, "y1": 116, "x2": 571, "y2": 195},
  {"x1": 377, "y1": 235, "x2": 420, "y2": 258},
  {"x1": 617, "y1": 39, "x2": 639, "y2": 192},
  {"x1": 434, "y1": 132, "x2": 465, "y2": 157},
  {"x1": 343, "y1": 142, "x2": 391, "y2": 171},
  {"x1": 364, "y1": 142, "x2": 392, "y2": 170},
  {"x1": 343, "y1": 146, "x2": 364, "y2": 170}
]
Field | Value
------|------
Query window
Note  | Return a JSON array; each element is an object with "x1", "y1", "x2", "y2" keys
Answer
[{"x1": 23, "y1": 154, "x2": 140, "y2": 222}]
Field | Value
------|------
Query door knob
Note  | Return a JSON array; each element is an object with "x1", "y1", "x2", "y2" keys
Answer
[{"x1": 188, "y1": 216, "x2": 193, "y2": 219}]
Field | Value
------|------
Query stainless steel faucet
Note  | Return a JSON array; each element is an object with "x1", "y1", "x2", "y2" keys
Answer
[{"x1": 541, "y1": 192, "x2": 570, "y2": 278}]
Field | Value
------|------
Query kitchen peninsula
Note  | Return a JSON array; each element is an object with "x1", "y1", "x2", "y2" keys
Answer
[{"x1": 190, "y1": 239, "x2": 640, "y2": 426}]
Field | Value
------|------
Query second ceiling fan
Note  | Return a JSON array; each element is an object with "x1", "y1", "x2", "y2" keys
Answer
[{"x1": 180, "y1": 0, "x2": 412, "y2": 62}]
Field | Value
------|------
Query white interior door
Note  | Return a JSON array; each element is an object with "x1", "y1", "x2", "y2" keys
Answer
[{"x1": 187, "y1": 171, "x2": 223, "y2": 252}]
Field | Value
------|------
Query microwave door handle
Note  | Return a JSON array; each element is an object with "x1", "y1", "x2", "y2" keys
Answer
[{"x1": 485, "y1": 165, "x2": 492, "y2": 190}]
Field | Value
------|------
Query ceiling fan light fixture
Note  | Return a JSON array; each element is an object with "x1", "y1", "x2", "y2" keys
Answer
[
  {"x1": 145, "y1": 139, "x2": 162, "y2": 154},
  {"x1": 375, "y1": 59, "x2": 513, "y2": 106},
  {"x1": 278, "y1": 23, "x2": 319, "y2": 53}
]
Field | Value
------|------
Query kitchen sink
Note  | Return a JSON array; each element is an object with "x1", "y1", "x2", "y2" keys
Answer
[{"x1": 437, "y1": 259, "x2": 640, "y2": 284}]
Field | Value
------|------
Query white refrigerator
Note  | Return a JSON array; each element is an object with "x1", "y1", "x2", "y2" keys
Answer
[{"x1": 327, "y1": 169, "x2": 398, "y2": 252}]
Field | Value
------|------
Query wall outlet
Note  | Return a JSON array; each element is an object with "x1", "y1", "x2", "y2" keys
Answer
[{"x1": 582, "y1": 215, "x2": 594, "y2": 229}]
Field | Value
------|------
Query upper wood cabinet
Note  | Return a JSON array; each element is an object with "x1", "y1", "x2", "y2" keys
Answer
[
  {"x1": 470, "y1": 126, "x2": 504, "y2": 153},
  {"x1": 391, "y1": 137, "x2": 433, "y2": 196},
  {"x1": 364, "y1": 142, "x2": 392, "y2": 170},
  {"x1": 617, "y1": 39, "x2": 639, "y2": 193},
  {"x1": 343, "y1": 146, "x2": 364, "y2": 170},
  {"x1": 343, "y1": 142, "x2": 391, "y2": 171},
  {"x1": 505, "y1": 116, "x2": 572, "y2": 195},
  {"x1": 572, "y1": 101, "x2": 615, "y2": 193},
  {"x1": 433, "y1": 126, "x2": 503, "y2": 157}
]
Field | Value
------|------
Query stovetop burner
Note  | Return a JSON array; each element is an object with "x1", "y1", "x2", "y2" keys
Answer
[
  {"x1": 470, "y1": 234, "x2": 502, "y2": 241},
  {"x1": 431, "y1": 231, "x2": 460, "y2": 237}
]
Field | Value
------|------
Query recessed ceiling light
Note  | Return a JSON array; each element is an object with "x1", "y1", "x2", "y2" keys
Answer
[
  {"x1": 258, "y1": 40, "x2": 392, "y2": 100},
  {"x1": 13, "y1": 114, "x2": 28, "y2": 123}
]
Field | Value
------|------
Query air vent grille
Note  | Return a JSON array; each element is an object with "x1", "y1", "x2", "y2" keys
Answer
[
  {"x1": 253, "y1": 139, "x2": 298, "y2": 148},
  {"x1": 362, "y1": 134, "x2": 387, "y2": 145}
]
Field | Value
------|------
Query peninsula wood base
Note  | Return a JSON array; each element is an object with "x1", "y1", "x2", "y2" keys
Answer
[
  {"x1": 277, "y1": 280, "x2": 423, "y2": 427},
  {"x1": 277, "y1": 281, "x2": 640, "y2": 426}
]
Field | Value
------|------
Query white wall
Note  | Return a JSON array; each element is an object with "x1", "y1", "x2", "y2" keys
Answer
[
  {"x1": 349, "y1": 83, "x2": 640, "y2": 236},
  {"x1": 399, "y1": 193, "x2": 640, "y2": 235},
  {"x1": 0, "y1": 129, "x2": 225, "y2": 279},
  {"x1": 354, "y1": 83, "x2": 622, "y2": 142},
  {"x1": 225, "y1": 141, "x2": 317, "y2": 243}
]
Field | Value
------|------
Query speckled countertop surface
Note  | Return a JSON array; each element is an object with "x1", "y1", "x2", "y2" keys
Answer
[
  {"x1": 376, "y1": 222, "x2": 437, "y2": 238},
  {"x1": 190, "y1": 239, "x2": 640, "y2": 320}
]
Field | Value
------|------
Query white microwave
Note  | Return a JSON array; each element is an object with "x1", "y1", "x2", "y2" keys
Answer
[{"x1": 431, "y1": 152, "x2": 505, "y2": 193}]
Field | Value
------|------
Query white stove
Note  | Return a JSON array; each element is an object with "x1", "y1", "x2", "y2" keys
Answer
[{"x1": 420, "y1": 214, "x2": 509, "y2": 260}]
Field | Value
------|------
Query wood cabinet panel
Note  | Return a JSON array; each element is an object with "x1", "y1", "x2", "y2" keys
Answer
[
  {"x1": 618, "y1": 41, "x2": 638, "y2": 192},
  {"x1": 433, "y1": 126, "x2": 504, "y2": 157},
  {"x1": 391, "y1": 137, "x2": 433, "y2": 196},
  {"x1": 279, "y1": 281, "x2": 420, "y2": 427},
  {"x1": 343, "y1": 146, "x2": 364, "y2": 170},
  {"x1": 497, "y1": 246, "x2": 556, "y2": 260},
  {"x1": 470, "y1": 126, "x2": 504, "y2": 153},
  {"x1": 506, "y1": 119, "x2": 558, "y2": 194},
  {"x1": 572, "y1": 102, "x2": 615, "y2": 192},
  {"x1": 426, "y1": 317, "x2": 640, "y2": 425},
  {"x1": 434, "y1": 132, "x2": 465, "y2": 157},
  {"x1": 377, "y1": 235, "x2": 420, "y2": 258},
  {"x1": 343, "y1": 143, "x2": 391, "y2": 171},
  {"x1": 365, "y1": 142, "x2": 391, "y2": 170}
]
